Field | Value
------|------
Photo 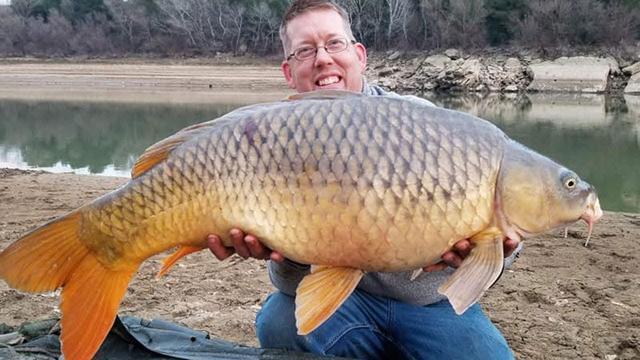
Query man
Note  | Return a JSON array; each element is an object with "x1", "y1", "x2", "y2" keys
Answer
[{"x1": 209, "y1": 0, "x2": 520, "y2": 358}]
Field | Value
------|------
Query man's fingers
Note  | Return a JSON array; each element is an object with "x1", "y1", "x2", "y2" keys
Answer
[
  {"x1": 452, "y1": 240, "x2": 472, "y2": 258},
  {"x1": 230, "y1": 229, "x2": 251, "y2": 259},
  {"x1": 209, "y1": 229, "x2": 285, "y2": 262},
  {"x1": 441, "y1": 251, "x2": 462, "y2": 268},
  {"x1": 504, "y1": 237, "x2": 519, "y2": 258},
  {"x1": 207, "y1": 234, "x2": 234, "y2": 261},
  {"x1": 270, "y1": 251, "x2": 285, "y2": 263},
  {"x1": 424, "y1": 262, "x2": 448, "y2": 272},
  {"x1": 245, "y1": 235, "x2": 269, "y2": 259},
  {"x1": 245, "y1": 235, "x2": 286, "y2": 262},
  {"x1": 430, "y1": 237, "x2": 517, "y2": 270}
]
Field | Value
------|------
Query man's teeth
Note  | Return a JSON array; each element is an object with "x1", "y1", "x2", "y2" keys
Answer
[{"x1": 318, "y1": 76, "x2": 340, "y2": 86}]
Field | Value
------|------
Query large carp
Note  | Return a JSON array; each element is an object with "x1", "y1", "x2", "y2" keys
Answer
[{"x1": 0, "y1": 91, "x2": 601, "y2": 360}]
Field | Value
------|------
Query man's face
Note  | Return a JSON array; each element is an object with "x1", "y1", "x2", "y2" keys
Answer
[{"x1": 281, "y1": 8, "x2": 367, "y2": 93}]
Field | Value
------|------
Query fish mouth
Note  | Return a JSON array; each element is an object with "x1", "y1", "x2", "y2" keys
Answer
[{"x1": 581, "y1": 193, "x2": 603, "y2": 247}]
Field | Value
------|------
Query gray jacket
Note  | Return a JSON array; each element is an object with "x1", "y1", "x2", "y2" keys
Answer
[{"x1": 267, "y1": 82, "x2": 521, "y2": 305}]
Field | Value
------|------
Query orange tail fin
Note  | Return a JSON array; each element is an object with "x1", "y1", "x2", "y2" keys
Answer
[
  {"x1": 60, "y1": 255, "x2": 136, "y2": 360},
  {"x1": 0, "y1": 211, "x2": 87, "y2": 291},
  {"x1": 0, "y1": 211, "x2": 137, "y2": 360}
]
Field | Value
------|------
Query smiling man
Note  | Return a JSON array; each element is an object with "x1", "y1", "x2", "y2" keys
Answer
[
  {"x1": 208, "y1": 0, "x2": 519, "y2": 359},
  {"x1": 280, "y1": 4, "x2": 366, "y2": 92}
]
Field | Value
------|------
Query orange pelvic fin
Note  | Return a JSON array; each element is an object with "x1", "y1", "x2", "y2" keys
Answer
[
  {"x1": 295, "y1": 266, "x2": 363, "y2": 335},
  {"x1": 60, "y1": 255, "x2": 136, "y2": 360},
  {"x1": 0, "y1": 211, "x2": 87, "y2": 292},
  {"x1": 157, "y1": 245, "x2": 205, "y2": 278}
]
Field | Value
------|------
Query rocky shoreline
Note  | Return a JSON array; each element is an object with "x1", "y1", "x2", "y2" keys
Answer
[{"x1": 366, "y1": 50, "x2": 640, "y2": 95}]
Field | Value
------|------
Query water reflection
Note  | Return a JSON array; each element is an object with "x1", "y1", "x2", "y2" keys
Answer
[
  {"x1": 0, "y1": 94, "x2": 638, "y2": 213},
  {"x1": 0, "y1": 100, "x2": 243, "y2": 176}
]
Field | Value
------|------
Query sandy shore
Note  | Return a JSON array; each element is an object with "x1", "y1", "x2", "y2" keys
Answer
[
  {"x1": 0, "y1": 62, "x2": 639, "y2": 359},
  {"x1": 0, "y1": 61, "x2": 291, "y2": 103}
]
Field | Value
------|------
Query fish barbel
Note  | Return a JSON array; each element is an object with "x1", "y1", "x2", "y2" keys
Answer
[{"x1": 0, "y1": 91, "x2": 602, "y2": 360}]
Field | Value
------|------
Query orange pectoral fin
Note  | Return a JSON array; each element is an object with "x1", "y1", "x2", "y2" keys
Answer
[
  {"x1": 60, "y1": 255, "x2": 137, "y2": 360},
  {"x1": 438, "y1": 228, "x2": 504, "y2": 315},
  {"x1": 157, "y1": 245, "x2": 205, "y2": 278},
  {"x1": 295, "y1": 266, "x2": 364, "y2": 335}
]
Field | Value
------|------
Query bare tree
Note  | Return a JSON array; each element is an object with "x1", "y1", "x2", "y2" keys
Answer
[
  {"x1": 24, "y1": 10, "x2": 73, "y2": 56},
  {"x1": 9, "y1": 0, "x2": 37, "y2": 18},
  {"x1": 104, "y1": 0, "x2": 152, "y2": 52},
  {"x1": 1, "y1": 0, "x2": 638, "y2": 57},
  {"x1": 0, "y1": 9, "x2": 27, "y2": 55},
  {"x1": 245, "y1": 1, "x2": 281, "y2": 54},
  {"x1": 224, "y1": 2, "x2": 247, "y2": 54},
  {"x1": 340, "y1": 0, "x2": 372, "y2": 41},
  {"x1": 420, "y1": 0, "x2": 487, "y2": 48},
  {"x1": 384, "y1": 0, "x2": 412, "y2": 46},
  {"x1": 70, "y1": 13, "x2": 115, "y2": 55},
  {"x1": 513, "y1": 0, "x2": 640, "y2": 48},
  {"x1": 155, "y1": 0, "x2": 200, "y2": 47}
]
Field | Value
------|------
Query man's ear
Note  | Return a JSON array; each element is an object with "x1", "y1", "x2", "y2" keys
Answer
[
  {"x1": 354, "y1": 43, "x2": 367, "y2": 73},
  {"x1": 281, "y1": 60, "x2": 296, "y2": 89}
]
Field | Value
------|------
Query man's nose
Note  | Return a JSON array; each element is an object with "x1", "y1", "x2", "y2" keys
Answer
[{"x1": 314, "y1": 47, "x2": 334, "y2": 66}]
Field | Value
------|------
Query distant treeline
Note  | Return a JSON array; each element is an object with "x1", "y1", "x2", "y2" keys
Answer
[{"x1": 0, "y1": 0, "x2": 639, "y2": 57}]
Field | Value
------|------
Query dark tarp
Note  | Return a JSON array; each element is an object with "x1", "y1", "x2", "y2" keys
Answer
[{"x1": 0, "y1": 316, "x2": 348, "y2": 359}]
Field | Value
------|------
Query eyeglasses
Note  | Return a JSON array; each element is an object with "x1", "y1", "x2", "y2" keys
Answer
[{"x1": 287, "y1": 38, "x2": 356, "y2": 61}]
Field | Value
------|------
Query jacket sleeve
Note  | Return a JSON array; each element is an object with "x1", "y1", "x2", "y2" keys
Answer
[{"x1": 267, "y1": 259, "x2": 310, "y2": 296}]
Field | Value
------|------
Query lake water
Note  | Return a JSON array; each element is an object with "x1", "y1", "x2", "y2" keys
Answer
[{"x1": 0, "y1": 93, "x2": 638, "y2": 213}]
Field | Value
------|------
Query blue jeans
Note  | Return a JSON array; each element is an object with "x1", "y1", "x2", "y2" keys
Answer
[{"x1": 256, "y1": 289, "x2": 514, "y2": 360}]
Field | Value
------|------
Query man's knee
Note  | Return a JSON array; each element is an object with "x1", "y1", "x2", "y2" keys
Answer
[
  {"x1": 255, "y1": 291, "x2": 307, "y2": 351},
  {"x1": 445, "y1": 303, "x2": 514, "y2": 359},
  {"x1": 306, "y1": 324, "x2": 407, "y2": 359}
]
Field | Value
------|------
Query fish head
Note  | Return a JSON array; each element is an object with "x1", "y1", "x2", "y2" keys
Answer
[{"x1": 496, "y1": 140, "x2": 603, "y2": 241}]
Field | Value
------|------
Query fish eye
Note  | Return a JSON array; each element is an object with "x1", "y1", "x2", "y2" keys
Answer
[
  {"x1": 564, "y1": 178, "x2": 576, "y2": 189},
  {"x1": 560, "y1": 171, "x2": 579, "y2": 191}
]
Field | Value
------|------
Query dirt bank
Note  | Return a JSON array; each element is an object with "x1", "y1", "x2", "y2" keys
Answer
[
  {"x1": 0, "y1": 169, "x2": 638, "y2": 359},
  {"x1": 0, "y1": 61, "x2": 290, "y2": 104}
]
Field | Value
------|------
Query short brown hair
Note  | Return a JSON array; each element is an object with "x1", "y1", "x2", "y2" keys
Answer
[{"x1": 279, "y1": 0, "x2": 355, "y2": 57}]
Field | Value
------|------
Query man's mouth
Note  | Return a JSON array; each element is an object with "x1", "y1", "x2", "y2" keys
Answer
[{"x1": 316, "y1": 76, "x2": 341, "y2": 87}]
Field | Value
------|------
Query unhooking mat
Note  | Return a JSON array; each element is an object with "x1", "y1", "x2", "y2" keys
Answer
[{"x1": 0, "y1": 316, "x2": 349, "y2": 359}]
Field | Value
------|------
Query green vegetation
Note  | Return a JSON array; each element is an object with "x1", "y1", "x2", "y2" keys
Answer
[{"x1": 0, "y1": 0, "x2": 638, "y2": 56}]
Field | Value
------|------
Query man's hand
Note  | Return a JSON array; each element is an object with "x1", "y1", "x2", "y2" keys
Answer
[
  {"x1": 423, "y1": 237, "x2": 519, "y2": 272},
  {"x1": 207, "y1": 228, "x2": 285, "y2": 262}
]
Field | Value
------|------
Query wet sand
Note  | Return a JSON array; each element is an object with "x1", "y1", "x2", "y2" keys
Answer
[{"x1": 0, "y1": 61, "x2": 291, "y2": 103}]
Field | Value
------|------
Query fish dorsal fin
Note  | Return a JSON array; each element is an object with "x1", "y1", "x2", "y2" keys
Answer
[
  {"x1": 131, "y1": 137, "x2": 186, "y2": 178},
  {"x1": 157, "y1": 245, "x2": 205, "y2": 278},
  {"x1": 131, "y1": 120, "x2": 218, "y2": 178},
  {"x1": 288, "y1": 89, "x2": 363, "y2": 101},
  {"x1": 438, "y1": 227, "x2": 504, "y2": 315},
  {"x1": 295, "y1": 266, "x2": 364, "y2": 335}
]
